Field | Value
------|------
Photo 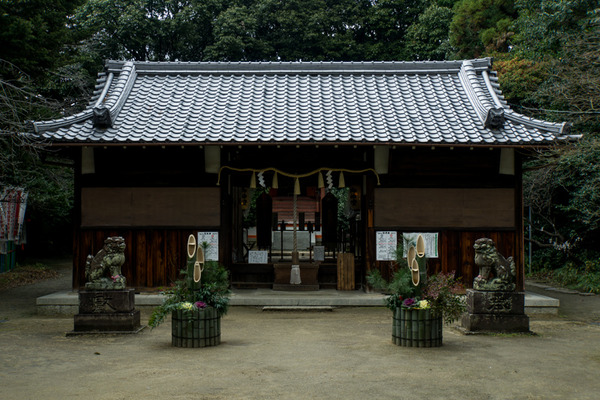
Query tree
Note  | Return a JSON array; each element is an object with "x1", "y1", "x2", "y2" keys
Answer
[
  {"x1": 0, "y1": 0, "x2": 83, "y2": 255},
  {"x1": 0, "y1": 0, "x2": 86, "y2": 79},
  {"x1": 405, "y1": 4, "x2": 454, "y2": 60},
  {"x1": 363, "y1": 0, "x2": 429, "y2": 60},
  {"x1": 512, "y1": 0, "x2": 598, "y2": 60},
  {"x1": 0, "y1": 61, "x2": 74, "y2": 255},
  {"x1": 74, "y1": 0, "x2": 228, "y2": 62},
  {"x1": 516, "y1": 8, "x2": 600, "y2": 269},
  {"x1": 449, "y1": 0, "x2": 516, "y2": 59},
  {"x1": 206, "y1": 5, "x2": 271, "y2": 61}
]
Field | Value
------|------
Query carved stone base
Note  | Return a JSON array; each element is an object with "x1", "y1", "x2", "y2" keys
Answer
[
  {"x1": 461, "y1": 289, "x2": 530, "y2": 333},
  {"x1": 78, "y1": 289, "x2": 135, "y2": 313},
  {"x1": 74, "y1": 311, "x2": 141, "y2": 332},
  {"x1": 465, "y1": 290, "x2": 525, "y2": 315},
  {"x1": 461, "y1": 313, "x2": 530, "y2": 333},
  {"x1": 73, "y1": 289, "x2": 141, "y2": 333}
]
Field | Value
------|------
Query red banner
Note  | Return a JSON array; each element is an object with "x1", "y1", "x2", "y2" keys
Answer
[{"x1": 0, "y1": 187, "x2": 28, "y2": 242}]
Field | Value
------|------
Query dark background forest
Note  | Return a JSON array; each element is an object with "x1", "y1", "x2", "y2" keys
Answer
[{"x1": 1, "y1": 0, "x2": 599, "y2": 290}]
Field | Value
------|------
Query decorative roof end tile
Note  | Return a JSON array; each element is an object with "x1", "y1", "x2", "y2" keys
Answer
[
  {"x1": 93, "y1": 106, "x2": 113, "y2": 129},
  {"x1": 484, "y1": 108, "x2": 505, "y2": 130}
]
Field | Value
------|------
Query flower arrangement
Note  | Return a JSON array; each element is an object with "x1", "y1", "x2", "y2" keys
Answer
[
  {"x1": 148, "y1": 259, "x2": 231, "y2": 328},
  {"x1": 382, "y1": 270, "x2": 466, "y2": 324},
  {"x1": 367, "y1": 238, "x2": 466, "y2": 325}
]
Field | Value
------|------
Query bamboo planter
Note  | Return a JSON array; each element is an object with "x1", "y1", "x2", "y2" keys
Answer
[
  {"x1": 392, "y1": 307, "x2": 443, "y2": 347},
  {"x1": 172, "y1": 307, "x2": 221, "y2": 348}
]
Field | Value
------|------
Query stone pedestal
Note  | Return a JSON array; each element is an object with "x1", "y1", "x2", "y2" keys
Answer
[
  {"x1": 461, "y1": 289, "x2": 530, "y2": 333},
  {"x1": 73, "y1": 289, "x2": 141, "y2": 333}
]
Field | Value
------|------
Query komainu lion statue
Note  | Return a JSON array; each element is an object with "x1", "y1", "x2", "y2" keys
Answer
[
  {"x1": 85, "y1": 236, "x2": 126, "y2": 290},
  {"x1": 473, "y1": 238, "x2": 516, "y2": 291}
]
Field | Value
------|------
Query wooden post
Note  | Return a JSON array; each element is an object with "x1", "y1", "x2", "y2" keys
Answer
[{"x1": 337, "y1": 253, "x2": 355, "y2": 290}]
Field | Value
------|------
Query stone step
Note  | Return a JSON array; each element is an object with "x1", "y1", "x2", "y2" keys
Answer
[{"x1": 36, "y1": 289, "x2": 559, "y2": 316}]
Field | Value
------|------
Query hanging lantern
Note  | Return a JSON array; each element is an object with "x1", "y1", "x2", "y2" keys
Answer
[
  {"x1": 250, "y1": 171, "x2": 256, "y2": 188},
  {"x1": 317, "y1": 171, "x2": 324, "y2": 189},
  {"x1": 272, "y1": 172, "x2": 279, "y2": 189},
  {"x1": 294, "y1": 178, "x2": 301, "y2": 195},
  {"x1": 338, "y1": 171, "x2": 345, "y2": 188}
]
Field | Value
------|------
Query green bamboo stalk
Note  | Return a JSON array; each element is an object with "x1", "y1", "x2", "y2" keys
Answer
[
  {"x1": 210, "y1": 310, "x2": 216, "y2": 346},
  {"x1": 418, "y1": 309, "x2": 425, "y2": 348},
  {"x1": 411, "y1": 310, "x2": 418, "y2": 348},
  {"x1": 424, "y1": 309, "x2": 432, "y2": 347},
  {"x1": 405, "y1": 309, "x2": 412, "y2": 346},
  {"x1": 392, "y1": 309, "x2": 397, "y2": 345}
]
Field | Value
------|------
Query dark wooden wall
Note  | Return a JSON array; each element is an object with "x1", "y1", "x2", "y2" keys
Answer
[
  {"x1": 73, "y1": 228, "x2": 197, "y2": 289},
  {"x1": 372, "y1": 230, "x2": 516, "y2": 289},
  {"x1": 367, "y1": 146, "x2": 522, "y2": 290},
  {"x1": 80, "y1": 187, "x2": 220, "y2": 227}
]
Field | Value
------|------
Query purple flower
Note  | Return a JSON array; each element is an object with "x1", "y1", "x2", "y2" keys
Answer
[
  {"x1": 194, "y1": 301, "x2": 207, "y2": 309},
  {"x1": 402, "y1": 298, "x2": 416, "y2": 307}
]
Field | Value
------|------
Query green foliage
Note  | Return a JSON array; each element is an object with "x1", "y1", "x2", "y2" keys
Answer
[
  {"x1": 148, "y1": 260, "x2": 231, "y2": 328},
  {"x1": 512, "y1": 4, "x2": 600, "y2": 282},
  {"x1": 329, "y1": 187, "x2": 351, "y2": 233},
  {"x1": 70, "y1": 0, "x2": 445, "y2": 62},
  {"x1": 243, "y1": 187, "x2": 270, "y2": 229},
  {"x1": 367, "y1": 267, "x2": 420, "y2": 296},
  {"x1": 0, "y1": 0, "x2": 86, "y2": 79},
  {"x1": 367, "y1": 239, "x2": 465, "y2": 322},
  {"x1": 421, "y1": 272, "x2": 466, "y2": 324},
  {"x1": 449, "y1": 0, "x2": 516, "y2": 58},
  {"x1": 363, "y1": 0, "x2": 429, "y2": 60},
  {"x1": 512, "y1": 0, "x2": 597, "y2": 59},
  {"x1": 493, "y1": 55, "x2": 548, "y2": 103},
  {"x1": 405, "y1": 4, "x2": 454, "y2": 60},
  {"x1": 531, "y1": 257, "x2": 600, "y2": 294},
  {"x1": 525, "y1": 138, "x2": 600, "y2": 263}
]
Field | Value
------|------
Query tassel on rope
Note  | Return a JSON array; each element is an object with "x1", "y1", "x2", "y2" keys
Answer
[
  {"x1": 294, "y1": 178, "x2": 301, "y2": 195},
  {"x1": 317, "y1": 171, "x2": 324, "y2": 189},
  {"x1": 250, "y1": 172, "x2": 256, "y2": 189},
  {"x1": 338, "y1": 171, "x2": 345, "y2": 188},
  {"x1": 272, "y1": 172, "x2": 279, "y2": 189}
]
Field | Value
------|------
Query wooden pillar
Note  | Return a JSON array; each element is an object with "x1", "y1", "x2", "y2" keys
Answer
[
  {"x1": 364, "y1": 174, "x2": 376, "y2": 278},
  {"x1": 515, "y1": 151, "x2": 524, "y2": 291},
  {"x1": 72, "y1": 147, "x2": 83, "y2": 289},
  {"x1": 220, "y1": 182, "x2": 232, "y2": 267}
]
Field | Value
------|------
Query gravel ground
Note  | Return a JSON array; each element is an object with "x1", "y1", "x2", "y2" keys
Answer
[{"x1": 1, "y1": 259, "x2": 599, "y2": 400}]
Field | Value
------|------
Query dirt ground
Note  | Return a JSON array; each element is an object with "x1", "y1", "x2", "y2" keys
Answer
[{"x1": 1, "y1": 259, "x2": 600, "y2": 400}]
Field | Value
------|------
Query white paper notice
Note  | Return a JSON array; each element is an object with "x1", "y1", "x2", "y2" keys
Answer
[
  {"x1": 197, "y1": 232, "x2": 219, "y2": 261},
  {"x1": 376, "y1": 231, "x2": 397, "y2": 261}
]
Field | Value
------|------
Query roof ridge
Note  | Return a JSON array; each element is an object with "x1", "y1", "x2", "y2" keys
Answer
[
  {"x1": 480, "y1": 65, "x2": 573, "y2": 138},
  {"x1": 458, "y1": 60, "x2": 506, "y2": 130},
  {"x1": 105, "y1": 58, "x2": 494, "y2": 75},
  {"x1": 92, "y1": 61, "x2": 137, "y2": 128}
]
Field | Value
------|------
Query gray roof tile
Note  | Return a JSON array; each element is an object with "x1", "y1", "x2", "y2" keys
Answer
[{"x1": 31, "y1": 59, "x2": 573, "y2": 145}]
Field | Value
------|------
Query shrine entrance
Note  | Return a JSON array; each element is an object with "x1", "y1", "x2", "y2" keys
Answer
[{"x1": 221, "y1": 149, "x2": 376, "y2": 290}]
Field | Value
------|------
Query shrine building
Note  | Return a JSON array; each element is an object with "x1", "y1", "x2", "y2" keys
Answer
[{"x1": 29, "y1": 59, "x2": 573, "y2": 291}]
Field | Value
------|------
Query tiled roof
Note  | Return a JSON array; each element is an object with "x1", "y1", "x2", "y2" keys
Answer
[{"x1": 30, "y1": 58, "x2": 573, "y2": 146}]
